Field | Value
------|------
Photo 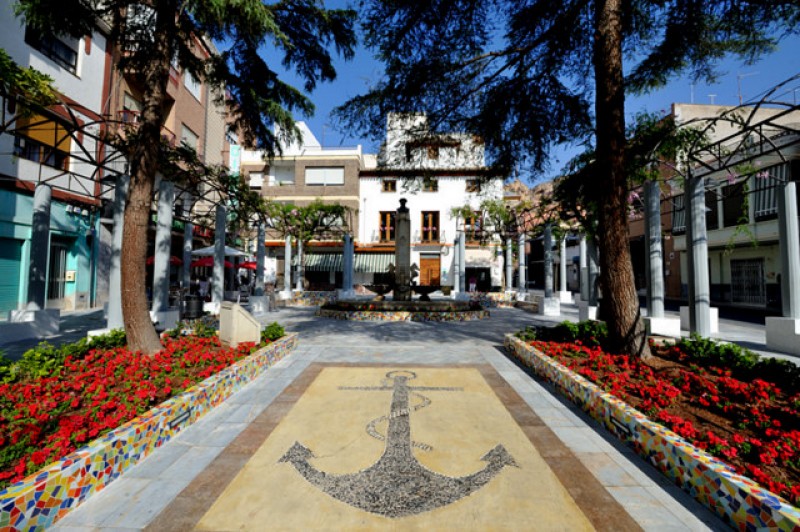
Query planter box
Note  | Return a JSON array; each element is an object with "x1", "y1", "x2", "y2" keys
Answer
[
  {"x1": 504, "y1": 334, "x2": 800, "y2": 531},
  {"x1": 0, "y1": 333, "x2": 298, "y2": 531}
]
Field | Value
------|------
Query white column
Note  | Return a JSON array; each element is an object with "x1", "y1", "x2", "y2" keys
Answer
[
  {"x1": 295, "y1": 239, "x2": 303, "y2": 291},
  {"x1": 27, "y1": 184, "x2": 52, "y2": 310},
  {"x1": 255, "y1": 223, "x2": 265, "y2": 296},
  {"x1": 343, "y1": 233, "x2": 354, "y2": 294},
  {"x1": 107, "y1": 175, "x2": 128, "y2": 329},
  {"x1": 685, "y1": 175, "x2": 711, "y2": 336},
  {"x1": 181, "y1": 203, "x2": 192, "y2": 292},
  {"x1": 767, "y1": 179, "x2": 800, "y2": 354},
  {"x1": 518, "y1": 232, "x2": 527, "y2": 293},
  {"x1": 458, "y1": 231, "x2": 466, "y2": 292},
  {"x1": 557, "y1": 235, "x2": 572, "y2": 303},
  {"x1": 151, "y1": 181, "x2": 174, "y2": 313},
  {"x1": 644, "y1": 181, "x2": 665, "y2": 318},
  {"x1": 579, "y1": 235, "x2": 588, "y2": 302},
  {"x1": 505, "y1": 237, "x2": 513, "y2": 290},
  {"x1": 543, "y1": 224, "x2": 553, "y2": 298},
  {"x1": 453, "y1": 231, "x2": 461, "y2": 295},
  {"x1": 213, "y1": 205, "x2": 225, "y2": 308},
  {"x1": 283, "y1": 235, "x2": 292, "y2": 294}
]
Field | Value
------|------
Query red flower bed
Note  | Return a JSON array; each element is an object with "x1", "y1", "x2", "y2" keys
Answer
[
  {"x1": 0, "y1": 336, "x2": 261, "y2": 489},
  {"x1": 529, "y1": 339, "x2": 800, "y2": 506}
]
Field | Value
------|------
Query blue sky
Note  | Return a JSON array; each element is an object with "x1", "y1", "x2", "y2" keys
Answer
[{"x1": 283, "y1": 13, "x2": 800, "y2": 184}]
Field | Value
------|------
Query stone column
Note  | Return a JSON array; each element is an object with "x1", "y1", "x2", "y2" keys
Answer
[
  {"x1": 394, "y1": 198, "x2": 412, "y2": 301},
  {"x1": 587, "y1": 238, "x2": 599, "y2": 306},
  {"x1": 182, "y1": 202, "x2": 192, "y2": 292},
  {"x1": 27, "y1": 184, "x2": 52, "y2": 310},
  {"x1": 453, "y1": 231, "x2": 461, "y2": 295},
  {"x1": 151, "y1": 181, "x2": 174, "y2": 313},
  {"x1": 518, "y1": 232, "x2": 527, "y2": 293},
  {"x1": 283, "y1": 235, "x2": 292, "y2": 293},
  {"x1": 778, "y1": 181, "x2": 800, "y2": 318},
  {"x1": 505, "y1": 237, "x2": 513, "y2": 290},
  {"x1": 295, "y1": 239, "x2": 304, "y2": 291},
  {"x1": 543, "y1": 224, "x2": 553, "y2": 298},
  {"x1": 767, "y1": 179, "x2": 800, "y2": 354},
  {"x1": 644, "y1": 180, "x2": 665, "y2": 318},
  {"x1": 579, "y1": 235, "x2": 588, "y2": 302},
  {"x1": 213, "y1": 205, "x2": 225, "y2": 307},
  {"x1": 343, "y1": 233, "x2": 354, "y2": 293},
  {"x1": 685, "y1": 175, "x2": 711, "y2": 336},
  {"x1": 107, "y1": 175, "x2": 128, "y2": 329},
  {"x1": 255, "y1": 223, "x2": 265, "y2": 296},
  {"x1": 458, "y1": 230, "x2": 466, "y2": 292},
  {"x1": 559, "y1": 237, "x2": 567, "y2": 293}
]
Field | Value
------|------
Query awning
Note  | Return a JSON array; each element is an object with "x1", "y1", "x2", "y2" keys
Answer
[
  {"x1": 304, "y1": 254, "x2": 343, "y2": 271},
  {"x1": 355, "y1": 253, "x2": 394, "y2": 273},
  {"x1": 300, "y1": 253, "x2": 395, "y2": 273}
]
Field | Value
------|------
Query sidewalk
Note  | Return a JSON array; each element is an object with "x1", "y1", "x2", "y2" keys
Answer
[{"x1": 51, "y1": 307, "x2": 728, "y2": 530}]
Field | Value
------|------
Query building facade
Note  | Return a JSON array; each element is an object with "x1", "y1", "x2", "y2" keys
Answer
[{"x1": 359, "y1": 114, "x2": 504, "y2": 289}]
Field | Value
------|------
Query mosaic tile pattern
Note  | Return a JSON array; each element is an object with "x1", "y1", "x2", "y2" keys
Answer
[
  {"x1": 289, "y1": 291, "x2": 338, "y2": 307},
  {"x1": 280, "y1": 370, "x2": 517, "y2": 518},
  {"x1": 0, "y1": 334, "x2": 298, "y2": 532},
  {"x1": 504, "y1": 334, "x2": 800, "y2": 531},
  {"x1": 470, "y1": 292, "x2": 517, "y2": 308},
  {"x1": 316, "y1": 308, "x2": 490, "y2": 322}
]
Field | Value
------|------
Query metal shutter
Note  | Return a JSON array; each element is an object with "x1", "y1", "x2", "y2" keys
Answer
[{"x1": 0, "y1": 239, "x2": 23, "y2": 314}]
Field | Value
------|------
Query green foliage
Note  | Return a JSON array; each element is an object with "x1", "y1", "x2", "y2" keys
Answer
[
  {"x1": 261, "y1": 322, "x2": 285, "y2": 343},
  {"x1": 516, "y1": 320, "x2": 608, "y2": 347},
  {"x1": 0, "y1": 330, "x2": 127, "y2": 383},
  {"x1": 677, "y1": 334, "x2": 800, "y2": 393},
  {"x1": 192, "y1": 320, "x2": 218, "y2": 339},
  {"x1": 0, "y1": 48, "x2": 57, "y2": 113},
  {"x1": 260, "y1": 199, "x2": 350, "y2": 242}
]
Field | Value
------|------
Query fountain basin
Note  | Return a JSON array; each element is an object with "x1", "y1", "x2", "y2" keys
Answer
[{"x1": 317, "y1": 300, "x2": 489, "y2": 322}]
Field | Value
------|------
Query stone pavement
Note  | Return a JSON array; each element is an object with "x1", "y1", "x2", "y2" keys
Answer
[{"x1": 52, "y1": 307, "x2": 730, "y2": 531}]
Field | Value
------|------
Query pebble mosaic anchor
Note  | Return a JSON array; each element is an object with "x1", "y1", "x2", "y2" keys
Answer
[{"x1": 279, "y1": 370, "x2": 519, "y2": 517}]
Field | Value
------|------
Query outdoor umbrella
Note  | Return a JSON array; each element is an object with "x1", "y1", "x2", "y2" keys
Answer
[
  {"x1": 191, "y1": 245, "x2": 247, "y2": 257},
  {"x1": 146, "y1": 255, "x2": 183, "y2": 266},
  {"x1": 190, "y1": 257, "x2": 234, "y2": 268},
  {"x1": 238, "y1": 261, "x2": 258, "y2": 270}
]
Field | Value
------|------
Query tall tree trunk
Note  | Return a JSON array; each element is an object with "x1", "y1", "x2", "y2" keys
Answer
[
  {"x1": 593, "y1": 0, "x2": 649, "y2": 357},
  {"x1": 120, "y1": 1, "x2": 177, "y2": 355}
]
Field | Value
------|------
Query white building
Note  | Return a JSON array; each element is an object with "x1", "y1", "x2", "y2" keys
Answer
[{"x1": 358, "y1": 114, "x2": 505, "y2": 289}]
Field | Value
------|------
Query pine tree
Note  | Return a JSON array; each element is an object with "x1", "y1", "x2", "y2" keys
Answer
[{"x1": 335, "y1": 0, "x2": 798, "y2": 355}]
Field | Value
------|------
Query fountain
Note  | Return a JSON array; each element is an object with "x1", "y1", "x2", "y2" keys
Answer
[{"x1": 318, "y1": 199, "x2": 489, "y2": 322}]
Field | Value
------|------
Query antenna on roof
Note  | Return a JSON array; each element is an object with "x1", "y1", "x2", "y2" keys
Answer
[{"x1": 708, "y1": 94, "x2": 717, "y2": 105}]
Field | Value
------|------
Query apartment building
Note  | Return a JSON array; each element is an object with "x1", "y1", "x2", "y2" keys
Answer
[
  {"x1": 0, "y1": 7, "x2": 110, "y2": 314},
  {"x1": 239, "y1": 122, "x2": 363, "y2": 289}
]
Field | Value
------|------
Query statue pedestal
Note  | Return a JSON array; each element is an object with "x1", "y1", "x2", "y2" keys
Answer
[
  {"x1": 558, "y1": 291, "x2": 573, "y2": 304},
  {"x1": 534, "y1": 296, "x2": 560, "y2": 316},
  {"x1": 250, "y1": 296, "x2": 268, "y2": 316},
  {"x1": 644, "y1": 316, "x2": 681, "y2": 338},
  {"x1": 766, "y1": 318, "x2": 800, "y2": 356},
  {"x1": 577, "y1": 301, "x2": 597, "y2": 321}
]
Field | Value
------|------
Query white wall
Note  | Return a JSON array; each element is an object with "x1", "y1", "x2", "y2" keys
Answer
[{"x1": 0, "y1": 5, "x2": 107, "y2": 112}]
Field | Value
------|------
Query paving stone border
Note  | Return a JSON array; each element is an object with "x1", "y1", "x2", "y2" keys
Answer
[
  {"x1": 316, "y1": 308, "x2": 490, "y2": 322},
  {"x1": 504, "y1": 334, "x2": 800, "y2": 531},
  {"x1": 0, "y1": 333, "x2": 298, "y2": 531}
]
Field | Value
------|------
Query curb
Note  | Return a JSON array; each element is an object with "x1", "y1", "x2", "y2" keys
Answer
[
  {"x1": 0, "y1": 333, "x2": 298, "y2": 531},
  {"x1": 316, "y1": 309, "x2": 490, "y2": 322},
  {"x1": 504, "y1": 334, "x2": 800, "y2": 531}
]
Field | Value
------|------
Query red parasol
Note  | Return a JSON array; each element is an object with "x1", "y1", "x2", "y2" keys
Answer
[
  {"x1": 146, "y1": 255, "x2": 183, "y2": 266},
  {"x1": 238, "y1": 261, "x2": 258, "y2": 270},
  {"x1": 190, "y1": 257, "x2": 234, "y2": 268}
]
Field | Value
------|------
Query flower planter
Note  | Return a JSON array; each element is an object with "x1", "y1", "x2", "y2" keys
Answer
[
  {"x1": 0, "y1": 333, "x2": 298, "y2": 531},
  {"x1": 504, "y1": 334, "x2": 800, "y2": 530}
]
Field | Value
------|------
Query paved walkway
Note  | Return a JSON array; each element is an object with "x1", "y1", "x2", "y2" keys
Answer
[{"x1": 52, "y1": 307, "x2": 729, "y2": 531}]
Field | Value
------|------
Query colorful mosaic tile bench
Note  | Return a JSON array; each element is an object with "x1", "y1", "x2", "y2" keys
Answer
[
  {"x1": 504, "y1": 334, "x2": 800, "y2": 531},
  {"x1": 288, "y1": 291, "x2": 338, "y2": 307},
  {"x1": 471, "y1": 292, "x2": 517, "y2": 308},
  {"x1": 316, "y1": 308, "x2": 490, "y2": 322},
  {"x1": 0, "y1": 334, "x2": 298, "y2": 531}
]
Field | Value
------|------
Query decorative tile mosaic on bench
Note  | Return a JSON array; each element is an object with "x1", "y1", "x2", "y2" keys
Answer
[
  {"x1": 471, "y1": 292, "x2": 517, "y2": 308},
  {"x1": 0, "y1": 334, "x2": 298, "y2": 532},
  {"x1": 288, "y1": 291, "x2": 338, "y2": 307},
  {"x1": 503, "y1": 334, "x2": 800, "y2": 531},
  {"x1": 316, "y1": 309, "x2": 490, "y2": 322}
]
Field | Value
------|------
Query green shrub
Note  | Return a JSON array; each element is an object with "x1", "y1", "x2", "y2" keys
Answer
[
  {"x1": 192, "y1": 319, "x2": 217, "y2": 338},
  {"x1": 1, "y1": 329, "x2": 126, "y2": 383},
  {"x1": 677, "y1": 334, "x2": 800, "y2": 393},
  {"x1": 261, "y1": 322, "x2": 285, "y2": 343},
  {"x1": 516, "y1": 320, "x2": 608, "y2": 347}
]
